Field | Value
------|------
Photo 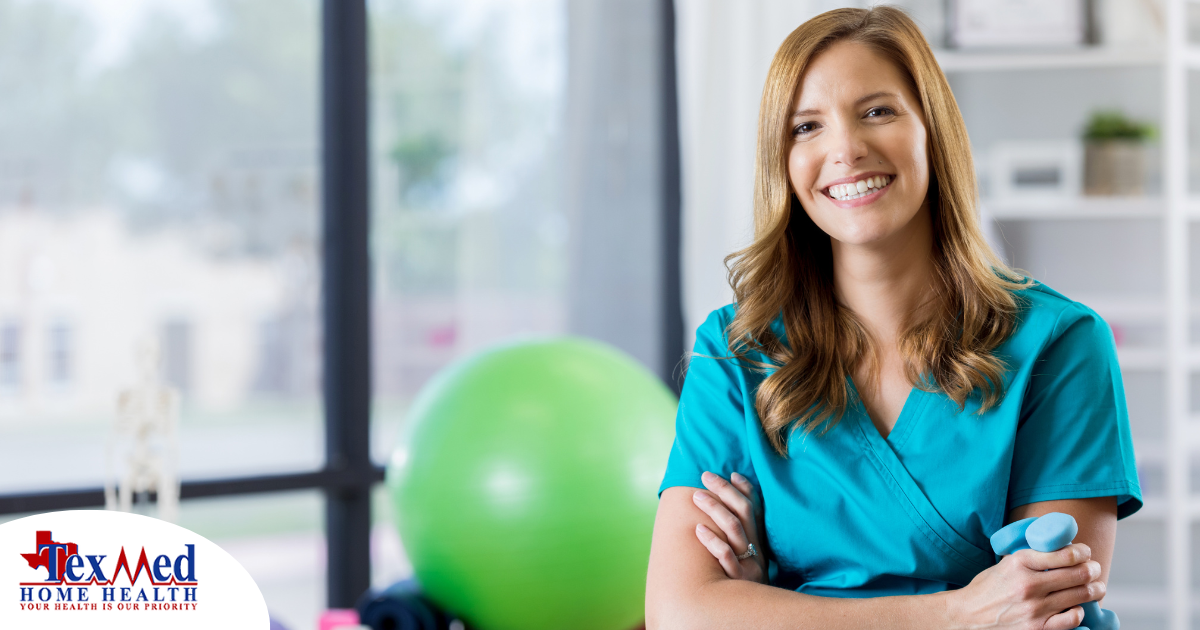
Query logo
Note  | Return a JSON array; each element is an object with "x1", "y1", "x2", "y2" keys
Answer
[
  {"x1": 0, "y1": 510, "x2": 266, "y2": 629},
  {"x1": 18, "y1": 530, "x2": 199, "y2": 612}
]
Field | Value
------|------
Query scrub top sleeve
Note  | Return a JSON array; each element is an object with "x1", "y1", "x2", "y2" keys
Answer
[
  {"x1": 658, "y1": 307, "x2": 759, "y2": 496},
  {"x1": 1010, "y1": 304, "x2": 1142, "y2": 519}
]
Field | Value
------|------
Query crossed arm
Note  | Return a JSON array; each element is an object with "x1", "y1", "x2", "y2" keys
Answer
[{"x1": 645, "y1": 473, "x2": 1116, "y2": 630}]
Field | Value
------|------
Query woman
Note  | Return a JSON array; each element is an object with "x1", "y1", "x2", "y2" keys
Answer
[{"x1": 646, "y1": 7, "x2": 1139, "y2": 630}]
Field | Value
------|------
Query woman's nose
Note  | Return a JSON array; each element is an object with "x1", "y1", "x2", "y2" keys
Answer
[{"x1": 828, "y1": 124, "x2": 869, "y2": 166}]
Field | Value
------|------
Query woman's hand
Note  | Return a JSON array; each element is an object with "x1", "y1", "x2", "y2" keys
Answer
[
  {"x1": 947, "y1": 543, "x2": 1104, "y2": 630},
  {"x1": 691, "y1": 470, "x2": 767, "y2": 583}
]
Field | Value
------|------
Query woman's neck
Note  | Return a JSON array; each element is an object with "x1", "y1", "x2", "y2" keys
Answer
[{"x1": 831, "y1": 204, "x2": 936, "y2": 344}]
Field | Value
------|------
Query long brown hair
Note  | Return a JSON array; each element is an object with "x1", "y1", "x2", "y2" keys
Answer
[{"x1": 725, "y1": 6, "x2": 1029, "y2": 456}]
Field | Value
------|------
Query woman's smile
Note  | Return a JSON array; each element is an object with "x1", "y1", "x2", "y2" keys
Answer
[{"x1": 822, "y1": 173, "x2": 895, "y2": 208}]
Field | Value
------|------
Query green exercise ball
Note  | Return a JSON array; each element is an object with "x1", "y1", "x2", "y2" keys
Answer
[{"x1": 387, "y1": 337, "x2": 678, "y2": 630}]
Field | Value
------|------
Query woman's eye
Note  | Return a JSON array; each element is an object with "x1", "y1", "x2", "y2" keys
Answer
[
  {"x1": 866, "y1": 106, "x2": 895, "y2": 118},
  {"x1": 793, "y1": 122, "x2": 818, "y2": 135}
]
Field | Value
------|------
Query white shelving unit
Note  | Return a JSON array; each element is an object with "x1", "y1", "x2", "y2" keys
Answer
[
  {"x1": 934, "y1": 2, "x2": 1195, "y2": 626},
  {"x1": 1163, "y1": 4, "x2": 1191, "y2": 627},
  {"x1": 935, "y1": 46, "x2": 1163, "y2": 72},
  {"x1": 984, "y1": 196, "x2": 1163, "y2": 220}
]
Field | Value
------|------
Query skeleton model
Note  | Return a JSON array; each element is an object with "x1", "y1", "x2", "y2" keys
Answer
[{"x1": 105, "y1": 339, "x2": 181, "y2": 523}]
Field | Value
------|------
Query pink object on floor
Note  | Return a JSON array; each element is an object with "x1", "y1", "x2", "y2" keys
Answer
[{"x1": 318, "y1": 609, "x2": 360, "y2": 630}]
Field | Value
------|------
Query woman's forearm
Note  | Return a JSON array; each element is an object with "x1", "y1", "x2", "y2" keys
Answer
[
  {"x1": 649, "y1": 488, "x2": 1100, "y2": 630},
  {"x1": 647, "y1": 487, "x2": 962, "y2": 630},
  {"x1": 649, "y1": 576, "x2": 954, "y2": 630}
]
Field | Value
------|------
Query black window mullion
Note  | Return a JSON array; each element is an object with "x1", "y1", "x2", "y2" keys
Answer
[{"x1": 320, "y1": 0, "x2": 374, "y2": 610}]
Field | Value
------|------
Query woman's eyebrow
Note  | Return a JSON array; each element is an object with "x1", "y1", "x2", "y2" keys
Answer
[
  {"x1": 854, "y1": 91, "x2": 897, "y2": 105},
  {"x1": 792, "y1": 91, "x2": 898, "y2": 119}
]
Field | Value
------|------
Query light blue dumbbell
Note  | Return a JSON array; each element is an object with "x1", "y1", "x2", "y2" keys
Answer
[{"x1": 989, "y1": 512, "x2": 1119, "y2": 630}]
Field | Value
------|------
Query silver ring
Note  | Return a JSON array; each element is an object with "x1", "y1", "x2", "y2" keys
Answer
[{"x1": 736, "y1": 543, "x2": 757, "y2": 561}]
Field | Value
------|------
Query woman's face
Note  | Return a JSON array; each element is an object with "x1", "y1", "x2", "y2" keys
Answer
[{"x1": 787, "y1": 40, "x2": 930, "y2": 248}]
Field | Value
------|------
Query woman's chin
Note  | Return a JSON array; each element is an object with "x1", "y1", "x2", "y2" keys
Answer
[
  {"x1": 828, "y1": 224, "x2": 902, "y2": 248},
  {"x1": 820, "y1": 206, "x2": 929, "y2": 250}
]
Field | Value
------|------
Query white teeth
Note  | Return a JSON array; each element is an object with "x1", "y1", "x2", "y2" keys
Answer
[{"x1": 828, "y1": 175, "x2": 891, "y2": 200}]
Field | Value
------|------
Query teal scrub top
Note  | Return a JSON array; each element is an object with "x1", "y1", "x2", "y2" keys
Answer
[{"x1": 659, "y1": 281, "x2": 1142, "y2": 596}]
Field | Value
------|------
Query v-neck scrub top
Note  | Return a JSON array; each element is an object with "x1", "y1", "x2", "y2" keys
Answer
[{"x1": 659, "y1": 282, "x2": 1141, "y2": 596}]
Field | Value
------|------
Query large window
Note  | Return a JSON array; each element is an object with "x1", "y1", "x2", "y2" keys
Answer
[
  {"x1": 0, "y1": 0, "x2": 326, "y2": 624},
  {"x1": 0, "y1": 0, "x2": 323, "y2": 493}
]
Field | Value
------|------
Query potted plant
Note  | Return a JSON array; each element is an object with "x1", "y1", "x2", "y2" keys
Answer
[{"x1": 1082, "y1": 110, "x2": 1156, "y2": 196}]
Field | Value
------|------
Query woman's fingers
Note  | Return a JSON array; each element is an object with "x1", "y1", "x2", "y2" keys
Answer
[
  {"x1": 1032, "y1": 559, "x2": 1100, "y2": 594},
  {"x1": 730, "y1": 471, "x2": 754, "y2": 497},
  {"x1": 1042, "y1": 605, "x2": 1085, "y2": 630},
  {"x1": 956, "y1": 553, "x2": 1101, "y2": 630},
  {"x1": 1015, "y1": 543, "x2": 1091, "y2": 571},
  {"x1": 695, "y1": 471, "x2": 767, "y2": 584},
  {"x1": 695, "y1": 524, "x2": 742, "y2": 579},
  {"x1": 730, "y1": 472, "x2": 765, "y2": 520},
  {"x1": 1040, "y1": 581, "x2": 1105, "y2": 618},
  {"x1": 701, "y1": 471, "x2": 755, "y2": 526},
  {"x1": 693, "y1": 489, "x2": 748, "y2": 547}
]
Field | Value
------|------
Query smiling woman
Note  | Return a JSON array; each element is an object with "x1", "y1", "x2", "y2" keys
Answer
[{"x1": 646, "y1": 6, "x2": 1139, "y2": 630}]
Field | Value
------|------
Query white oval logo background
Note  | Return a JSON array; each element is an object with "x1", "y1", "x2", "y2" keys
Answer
[{"x1": 0, "y1": 510, "x2": 269, "y2": 629}]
